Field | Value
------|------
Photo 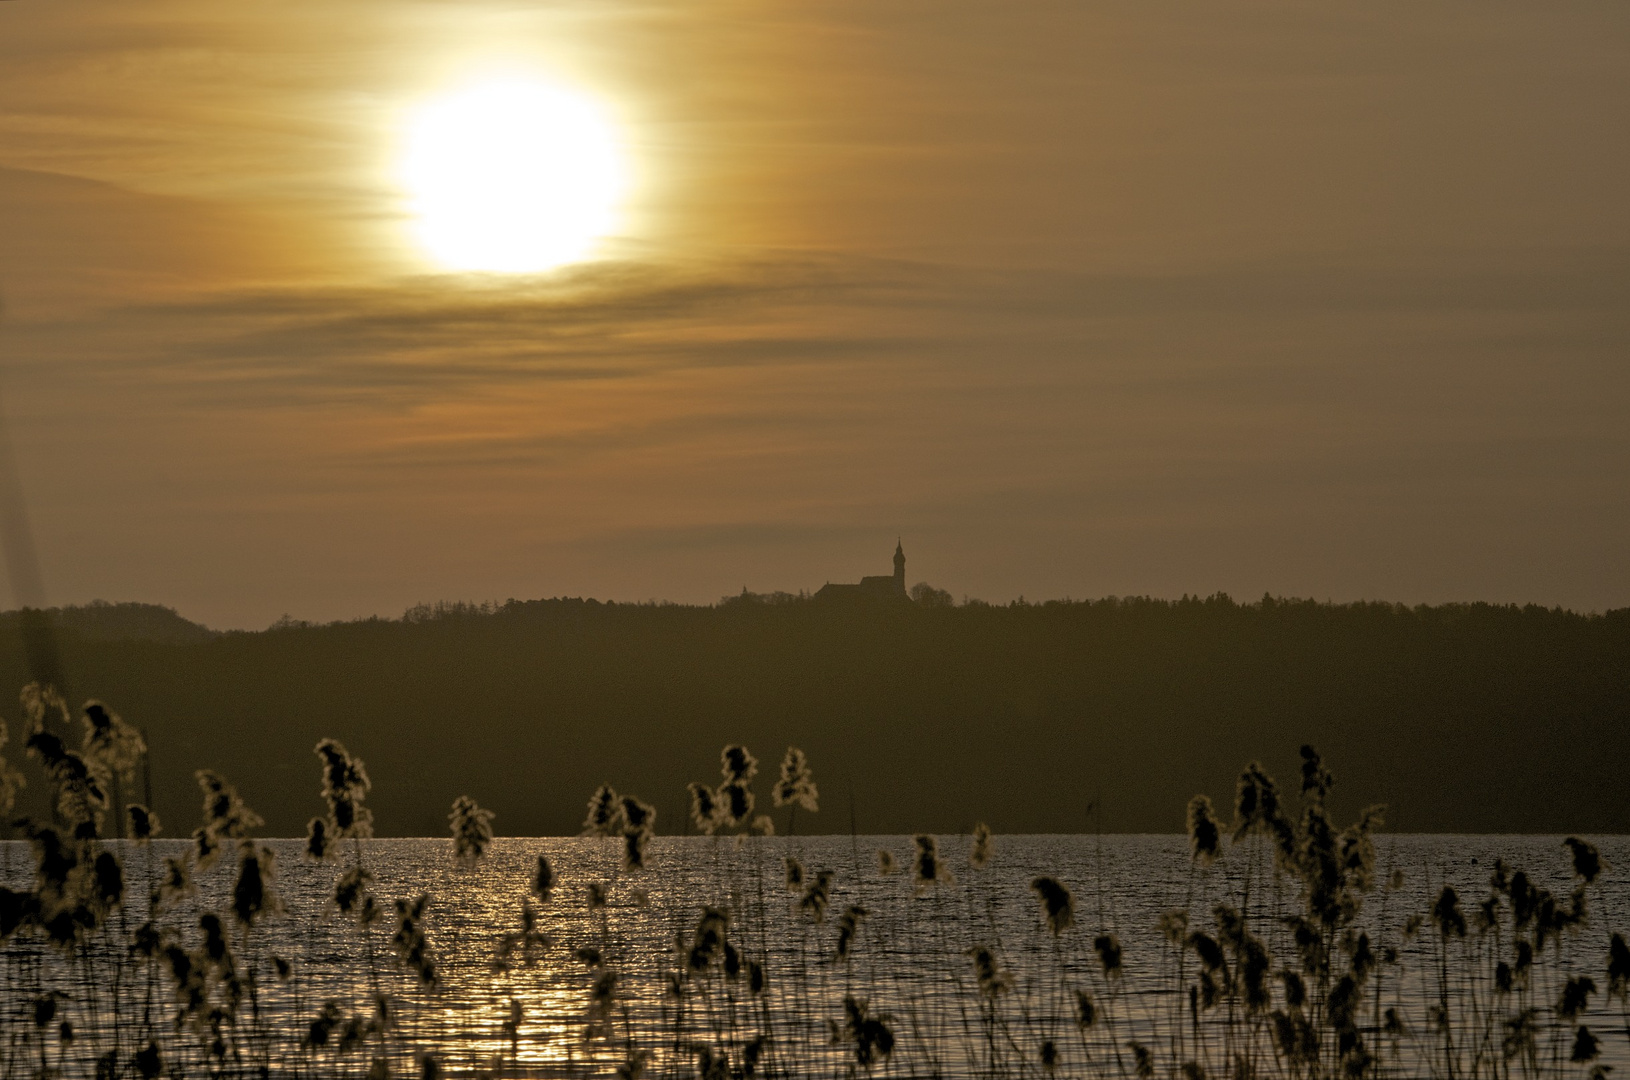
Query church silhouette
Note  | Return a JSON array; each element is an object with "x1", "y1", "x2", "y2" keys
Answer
[{"x1": 815, "y1": 541, "x2": 910, "y2": 602}]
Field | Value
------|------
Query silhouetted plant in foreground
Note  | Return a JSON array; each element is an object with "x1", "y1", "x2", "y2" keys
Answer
[{"x1": 0, "y1": 685, "x2": 1624, "y2": 1079}]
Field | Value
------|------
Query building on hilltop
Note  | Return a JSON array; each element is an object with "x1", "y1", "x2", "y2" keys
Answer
[{"x1": 815, "y1": 541, "x2": 910, "y2": 602}]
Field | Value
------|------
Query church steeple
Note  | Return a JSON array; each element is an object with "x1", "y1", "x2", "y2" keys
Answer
[{"x1": 893, "y1": 539, "x2": 906, "y2": 594}]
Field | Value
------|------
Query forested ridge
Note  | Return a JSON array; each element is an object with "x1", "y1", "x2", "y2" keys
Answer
[{"x1": 1, "y1": 594, "x2": 1624, "y2": 837}]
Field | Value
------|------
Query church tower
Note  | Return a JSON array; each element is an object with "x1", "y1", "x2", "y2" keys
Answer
[{"x1": 893, "y1": 539, "x2": 906, "y2": 594}]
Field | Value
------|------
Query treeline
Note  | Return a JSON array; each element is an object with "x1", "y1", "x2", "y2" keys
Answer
[{"x1": 1, "y1": 593, "x2": 1626, "y2": 837}]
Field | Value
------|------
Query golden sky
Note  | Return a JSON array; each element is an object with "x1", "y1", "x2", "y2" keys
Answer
[{"x1": 1, "y1": 0, "x2": 1627, "y2": 627}]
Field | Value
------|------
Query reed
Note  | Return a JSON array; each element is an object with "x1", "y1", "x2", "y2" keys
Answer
[{"x1": 0, "y1": 688, "x2": 1624, "y2": 1080}]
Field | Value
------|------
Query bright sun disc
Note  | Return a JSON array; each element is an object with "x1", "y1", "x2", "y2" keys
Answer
[{"x1": 400, "y1": 78, "x2": 627, "y2": 273}]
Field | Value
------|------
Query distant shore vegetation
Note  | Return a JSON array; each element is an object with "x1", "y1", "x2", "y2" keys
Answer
[{"x1": 0, "y1": 593, "x2": 1623, "y2": 837}]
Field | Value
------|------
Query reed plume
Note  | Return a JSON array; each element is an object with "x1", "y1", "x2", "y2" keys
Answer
[
  {"x1": 717, "y1": 781, "x2": 754, "y2": 829},
  {"x1": 1559, "y1": 976, "x2": 1597, "y2": 1021},
  {"x1": 968, "y1": 945, "x2": 1012, "y2": 996},
  {"x1": 837, "y1": 996, "x2": 895, "y2": 1065},
  {"x1": 1299, "y1": 745, "x2": 1333, "y2": 802},
  {"x1": 969, "y1": 822, "x2": 995, "y2": 869},
  {"x1": 1094, "y1": 933, "x2": 1123, "y2": 977},
  {"x1": 620, "y1": 795, "x2": 656, "y2": 870},
  {"x1": 26, "y1": 707, "x2": 108, "y2": 834},
  {"x1": 785, "y1": 856, "x2": 805, "y2": 892},
  {"x1": 532, "y1": 855, "x2": 555, "y2": 901},
  {"x1": 772, "y1": 746, "x2": 818, "y2": 812},
  {"x1": 1225, "y1": 759, "x2": 1277, "y2": 847},
  {"x1": 1075, "y1": 989, "x2": 1097, "y2": 1028},
  {"x1": 688, "y1": 782, "x2": 721, "y2": 835},
  {"x1": 193, "y1": 770, "x2": 262, "y2": 868},
  {"x1": 305, "y1": 816, "x2": 331, "y2": 860},
  {"x1": 332, "y1": 865, "x2": 377, "y2": 923},
  {"x1": 1431, "y1": 886, "x2": 1467, "y2": 938},
  {"x1": 494, "y1": 900, "x2": 550, "y2": 972},
  {"x1": 913, "y1": 834, "x2": 946, "y2": 890},
  {"x1": 836, "y1": 905, "x2": 867, "y2": 959},
  {"x1": 721, "y1": 744, "x2": 758, "y2": 784},
  {"x1": 126, "y1": 803, "x2": 158, "y2": 841},
  {"x1": 876, "y1": 849, "x2": 897, "y2": 875},
  {"x1": 314, "y1": 739, "x2": 374, "y2": 838},
  {"x1": 448, "y1": 795, "x2": 495, "y2": 867},
  {"x1": 0, "y1": 716, "x2": 22, "y2": 820},
  {"x1": 1031, "y1": 876, "x2": 1074, "y2": 935},
  {"x1": 1187, "y1": 795, "x2": 1220, "y2": 865},
  {"x1": 1564, "y1": 837, "x2": 1603, "y2": 885},
  {"x1": 390, "y1": 895, "x2": 438, "y2": 988},
  {"x1": 79, "y1": 701, "x2": 145, "y2": 785},
  {"x1": 799, "y1": 870, "x2": 835, "y2": 922},
  {"x1": 232, "y1": 841, "x2": 277, "y2": 927},
  {"x1": 583, "y1": 784, "x2": 624, "y2": 837}
]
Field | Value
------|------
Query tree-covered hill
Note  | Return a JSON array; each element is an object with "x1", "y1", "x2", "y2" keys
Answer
[{"x1": 1, "y1": 593, "x2": 1624, "y2": 837}]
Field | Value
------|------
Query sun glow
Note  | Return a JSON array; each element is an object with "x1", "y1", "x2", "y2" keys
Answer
[{"x1": 400, "y1": 77, "x2": 628, "y2": 273}]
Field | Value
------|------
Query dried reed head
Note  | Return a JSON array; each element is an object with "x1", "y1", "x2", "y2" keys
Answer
[
  {"x1": 1559, "y1": 976, "x2": 1597, "y2": 1021},
  {"x1": 194, "y1": 770, "x2": 262, "y2": 867},
  {"x1": 876, "y1": 849, "x2": 897, "y2": 876},
  {"x1": 91, "y1": 850, "x2": 123, "y2": 911},
  {"x1": 305, "y1": 817, "x2": 331, "y2": 861},
  {"x1": 532, "y1": 855, "x2": 555, "y2": 902},
  {"x1": 448, "y1": 796, "x2": 495, "y2": 867},
  {"x1": 232, "y1": 842, "x2": 277, "y2": 927},
  {"x1": 1564, "y1": 837, "x2": 1603, "y2": 885},
  {"x1": 717, "y1": 781, "x2": 754, "y2": 827},
  {"x1": 836, "y1": 904, "x2": 867, "y2": 959},
  {"x1": 772, "y1": 746, "x2": 818, "y2": 812},
  {"x1": 913, "y1": 835, "x2": 942, "y2": 890},
  {"x1": 967, "y1": 945, "x2": 1012, "y2": 997},
  {"x1": 970, "y1": 823, "x2": 994, "y2": 869},
  {"x1": 582, "y1": 785, "x2": 623, "y2": 837},
  {"x1": 28, "y1": 727, "x2": 108, "y2": 835},
  {"x1": 839, "y1": 996, "x2": 895, "y2": 1066},
  {"x1": 720, "y1": 745, "x2": 758, "y2": 784},
  {"x1": 314, "y1": 739, "x2": 374, "y2": 838},
  {"x1": 1075, "y1": 989, "x2": 1096, "y2": 1029},
  {"x1": 1299, "y1": 746, "x2": 1333, "y2": 802},
  {"x1": 620, "y1": 795, "x2": 656, "y2": 870},
  {"x1": 390, "y1": 894, "x2": 438, "y2": 988},
  {"x1": 751, "y1": 814, "x2": 775, "y2": 836},
  {"x1": 80, "y1": 701, "x2": 145, "y2": 784},
  {"x1": 1093, "y1": 933, "x2": 1123, "y2": 977},
  {"x1": 21, "y1": 683, "x2": 69, "y2": 735},
  {"x1": 785, "y1": 856, "x2": 805, "y2": 892},
  {"x1": 1335, "y1": 805, "x2": 1386, "y2": 895},
  {"x1": 799, "y1": 870, "x2": 835, "y2": 922},
  {"x1": 332, "y1": 865, "x2": 375, "y2": 923},
  {"x1": 1187, "y1": 795, "x2": 1220, "y2": 865},
  {"x1": 155, "y1": 852, "x2": 195, "y2": 911},
  {"x1": 688, "y1": 782, "x2": 721, "y2": 836},
  {"x1": 0, "y1": 718, "x2": 21, "y2": 820},
  {"x1": 1608, "y1": 933, "x2": 1630, "y2": 999},
  {"x1": 127, "y1": 804, "x2": 158, "y2": 842},
  {"x1": 1431, "y1": 886, "x2": 1467, "y2": 938},
  {"x1": 624, "y1": 830, "x2": 650, "y2": 871},
  {"x1": 1031, "y1": 877, "x2": 1075, "y2": 936}
]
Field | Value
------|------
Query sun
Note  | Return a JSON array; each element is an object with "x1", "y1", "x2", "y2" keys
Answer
[{"x1": 399, "y1": 77, "x2": 628, "y2": 273}]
